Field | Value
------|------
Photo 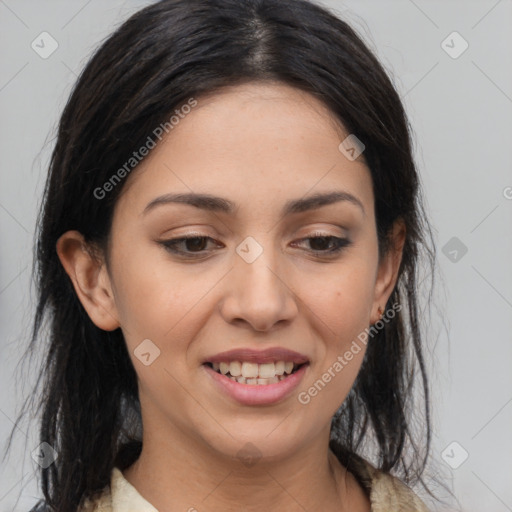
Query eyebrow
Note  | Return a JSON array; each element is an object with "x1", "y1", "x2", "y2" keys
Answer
[{"x1": 142, "y1": 190, "x2": 365, "y2": 217}]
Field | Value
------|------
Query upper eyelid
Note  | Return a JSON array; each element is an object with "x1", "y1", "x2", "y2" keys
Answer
[
  {"x1": 159, "y1": 233, "x2": 350, "y2": 254},
  {"x1": 161, "y1": 232, "x2": 346, "y2": 243},
  {"x1": 159, "y1": 223, "x2": 349, "y2": 238}
]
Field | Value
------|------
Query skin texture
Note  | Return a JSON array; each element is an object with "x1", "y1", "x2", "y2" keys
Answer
[{"x1": 56, "y1": 81, "x2": 405, "y2": 512}]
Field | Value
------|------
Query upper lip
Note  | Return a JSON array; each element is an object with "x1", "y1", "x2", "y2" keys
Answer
[{"x1": 203, "y1": 347, "x2": 309, "y2": 365}]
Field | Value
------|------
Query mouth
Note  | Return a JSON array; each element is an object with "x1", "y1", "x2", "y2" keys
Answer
[
  {"x1": 201, "y1": 347, "x2": 310, "y2": 404},
  {"x1": 204, "y1": 360, "x2": 308, "y2": 385}
]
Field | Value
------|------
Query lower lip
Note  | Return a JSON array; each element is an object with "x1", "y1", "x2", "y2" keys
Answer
[{"x1": 202, "y1": 363, "x2": 309, "y2": 406}]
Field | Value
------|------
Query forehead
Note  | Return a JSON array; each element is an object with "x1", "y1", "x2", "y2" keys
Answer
[
  {"x1": 116, "y1": 81, "x2": 373, "y2": 220},
  {"x1": 178, "y1": 81, "x2": 350, "y2": 156}
]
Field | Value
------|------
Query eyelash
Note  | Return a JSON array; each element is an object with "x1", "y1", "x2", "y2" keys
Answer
[{"x1": 159, "y1": 233, "x2": 352, "y2": 259}]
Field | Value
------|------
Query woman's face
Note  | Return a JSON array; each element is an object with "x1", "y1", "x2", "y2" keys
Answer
[{"x1": 66, "y1": 81, "x2": 403, "y2": 462}]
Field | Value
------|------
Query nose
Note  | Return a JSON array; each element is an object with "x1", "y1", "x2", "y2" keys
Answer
[{"x1": 218, "y1": 238, "x2": 298, "y2": 332}]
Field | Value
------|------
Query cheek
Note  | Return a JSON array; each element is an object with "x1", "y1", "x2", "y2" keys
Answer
[
  {"x1": 291, "y1": 253, "x2": 376, "y2": 412},
  {"x1": 109, "y1": 242, "x2": 185, "y2": 341},
  {"x1": 111, "y1": 243, "x2": 224, "y2": 357},
  {"x1": 300, "y1": 257, "x2": 376, "y2": 342},
  {"x1": 110, "y1": 251, "x2": 204, "y2": 404},
  {"x1": 295, "y1": 268, "x2": 373, "y2": 418}
]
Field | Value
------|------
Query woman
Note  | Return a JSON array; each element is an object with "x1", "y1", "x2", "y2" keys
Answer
[{"x1": 10, "y1": 0, "x2": 440, "y2": 510}]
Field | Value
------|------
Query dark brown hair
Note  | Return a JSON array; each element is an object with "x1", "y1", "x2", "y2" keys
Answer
[{"x1": 5, "y1": 0, "x2": 441, "y2": 510}]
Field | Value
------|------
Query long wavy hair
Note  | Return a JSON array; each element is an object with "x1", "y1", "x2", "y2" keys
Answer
[{"x1": 4, "y1": 0, "x2": 441, "y2": 510}]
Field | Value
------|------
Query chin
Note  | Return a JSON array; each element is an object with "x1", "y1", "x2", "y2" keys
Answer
[{"x1": 197, "y1": 420, "x2": 308, "y2": 465}]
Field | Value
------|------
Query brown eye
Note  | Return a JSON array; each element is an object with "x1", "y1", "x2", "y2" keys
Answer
[
  {"x1": 160, "y1": 236, "x2": 223, "y2": 257},
  {"x1": 292, "y1": 235, "x2": 352, "y2": 256},
  {"x1": 182, "y1": 237, "x2": 208, "y2": 252}
]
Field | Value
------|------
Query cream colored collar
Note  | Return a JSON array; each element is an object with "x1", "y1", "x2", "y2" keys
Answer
[
  {"x1": 110, "y1": 467, "x2": 158, "y2": 511},
  {"x1": 83, "y1": 460, "x2": 430, "y2": 511}
]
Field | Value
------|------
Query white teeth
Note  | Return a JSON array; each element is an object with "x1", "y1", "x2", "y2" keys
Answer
[
  {"x1": 229, "y1": 361, "x2": 242, "y2": 377},
  {"x1": 258, "y1": 363, "x2": 275, "y2": 378},
  {"x1": 210, "y1": 360, "x2": 304, "y2": 383},
  {"x1": 241, "y1": 362, "x2": 259, "y2": 378},
  {"x1": 228, "y1": 374, "x2": 287, "y2": 385}
]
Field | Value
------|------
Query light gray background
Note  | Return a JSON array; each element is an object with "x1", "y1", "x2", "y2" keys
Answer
[{"x1": 1, "y1": 1, "x2": 511, "y2": 510}]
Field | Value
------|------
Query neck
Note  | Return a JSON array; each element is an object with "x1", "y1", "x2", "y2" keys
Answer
[{"x1": 122, "y1": 422, "x2": 354, "y2": 511}]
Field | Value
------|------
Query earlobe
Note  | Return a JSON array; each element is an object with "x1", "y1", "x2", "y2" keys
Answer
[
  {"x1": 56, "y1": 230, "x2": 120, "y2": 331},
  {"x1": 371, "y1": 219, "x2": 406, "y2": 323}
]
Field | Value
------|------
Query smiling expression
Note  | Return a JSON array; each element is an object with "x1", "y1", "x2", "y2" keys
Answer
[{"x1": 62, "y1": 80, "x2": 403, "y2": 462}]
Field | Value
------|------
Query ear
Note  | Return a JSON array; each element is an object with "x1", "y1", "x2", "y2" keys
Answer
[
  {"x1": 56, "y1": 230, "x2": 120, "y2": 331},
  {"x1": 371, "y1": 218, "x2": 406, "y2": 324}
]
